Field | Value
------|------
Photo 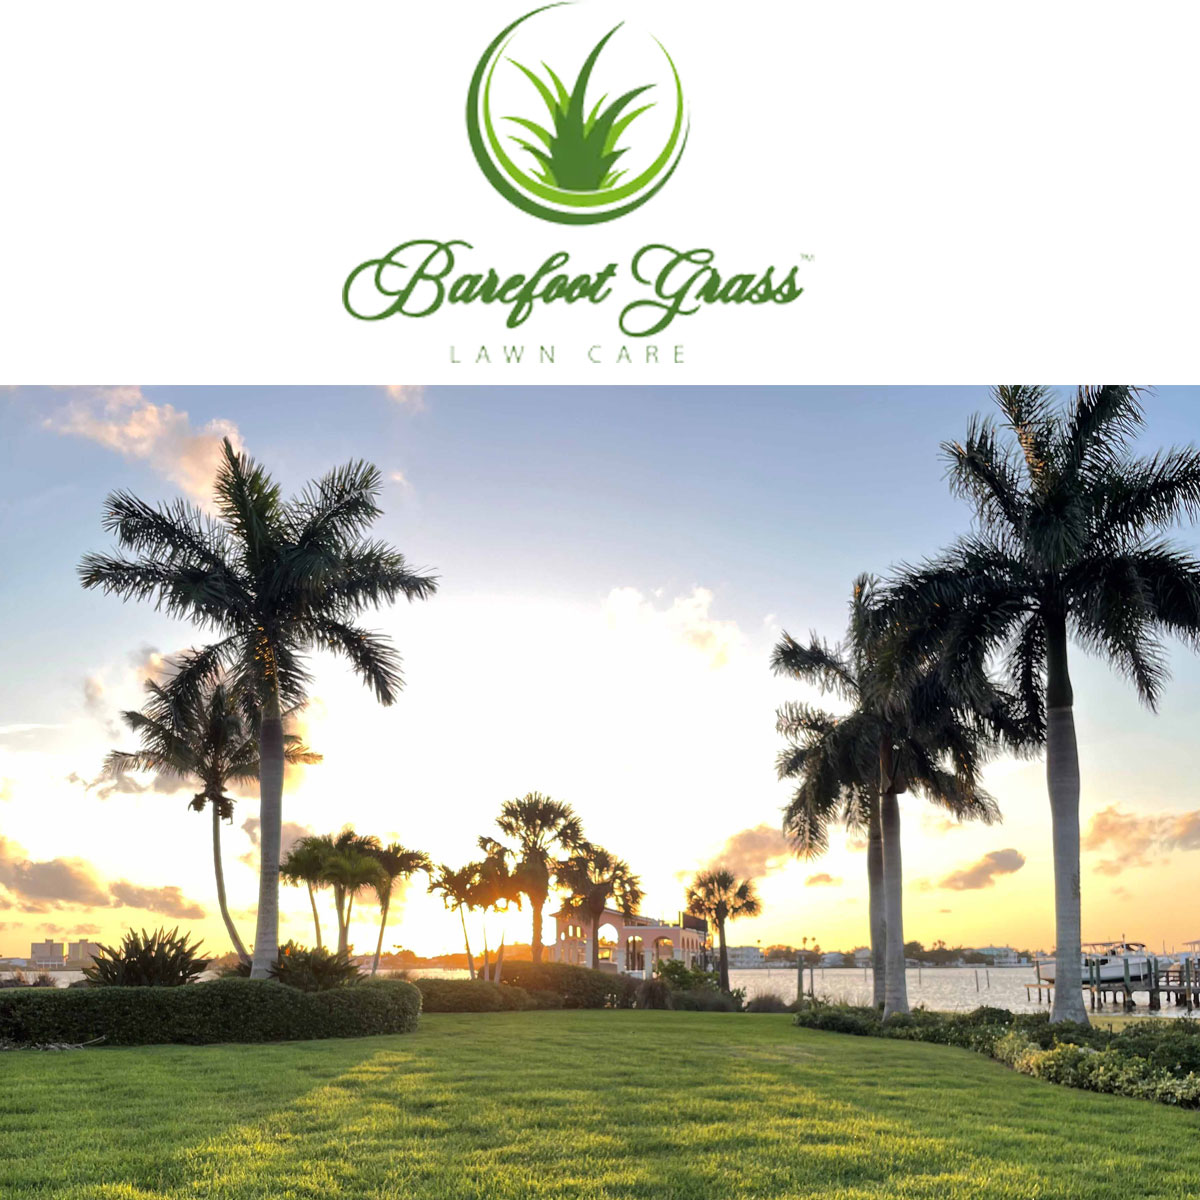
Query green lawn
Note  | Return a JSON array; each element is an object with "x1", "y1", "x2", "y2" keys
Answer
[{"x1": 2, "y1": 1011, "x2": 1197, "y2": 1199}]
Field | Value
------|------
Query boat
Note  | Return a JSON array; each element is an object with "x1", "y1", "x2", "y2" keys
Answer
[{"x1": 1038, "y1": 941, "x2": 1157, "y2": 984}]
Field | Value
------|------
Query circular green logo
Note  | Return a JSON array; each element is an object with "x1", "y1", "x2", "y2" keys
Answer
[{"x1": 467, "y1": 4, "x2": 688, "y2": 225}]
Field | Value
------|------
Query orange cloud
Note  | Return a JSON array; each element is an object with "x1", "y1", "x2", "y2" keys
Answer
[
  {"x1": 1082, "y1": 805, "x2": 1200, "y2": 876},
  {"x1": 936, "y1": 848, "x2": 1025, "y2": 891}
]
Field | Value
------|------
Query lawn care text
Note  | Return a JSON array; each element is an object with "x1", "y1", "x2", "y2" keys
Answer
[{"x1": 343, "y1": 240, "x2": 804, "y2": 337}]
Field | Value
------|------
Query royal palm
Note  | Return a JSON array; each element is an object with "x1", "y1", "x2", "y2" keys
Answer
[
  {"x1": 772, "y1": 575, "x2": 1010, "y2": 1017},
  {"x1": 106, "y1": 676, "x2": 319, "y2": 965},
  {"x1": 79, "y1": 439, "x2": 437, "y2": 977},
  {"x1": 887, "y1": 387, "x2": 1200, "y2": 1022}
]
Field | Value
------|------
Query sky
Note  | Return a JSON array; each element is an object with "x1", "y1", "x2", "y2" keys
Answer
[{"x1": 2, "y1": 385, "x2": 1200, "y2": 963}]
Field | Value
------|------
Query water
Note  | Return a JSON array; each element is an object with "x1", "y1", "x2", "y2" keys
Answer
[{"x1": 731, "y1": 965, "x2": 1196, "y2": 1019}]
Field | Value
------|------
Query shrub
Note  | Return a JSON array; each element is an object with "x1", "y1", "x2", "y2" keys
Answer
[
  {"x1": 794, "y1": 1003, "x2": 882, "y2": 1037},
  {"x1": 526, "y1": 988, "x2": 564, "y2": 1010},
  {"x1": 413, "y1": 978, "x2": 536, "y2": 1012},
  {"x1": 84, "y1": 927, "x2": 209, "y2": 988},
  {"x1": 499, "y1": 962, "x2": 638, "y2": 1009},
  {"x1": 636, "y1": 977, "x2": 674, "y2": 1010},
  {"x1": 671, "y1": 987, "x2": 742, "y2": 1012},
  {"x1": 744, "y1": 992, "x2": 791, "y2": 1014},
  {"x1": 0, "y1": 977, "x2": 420, "y2": 1045}
]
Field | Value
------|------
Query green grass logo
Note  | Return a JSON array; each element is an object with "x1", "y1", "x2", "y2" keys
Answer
[{"x1": 467, "y1": 4, "x2": 688, "y2": 224}]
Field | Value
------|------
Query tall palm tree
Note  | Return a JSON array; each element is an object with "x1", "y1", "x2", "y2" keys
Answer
[
  {"x1": 493, "y1": 792, "x2": 583, "y2": 963},
  {"x1": 105, "y1": 676, "x2": 320, "y2": 965},
  {"x1": 429, "y1": 863, "x2": 479, "y2": 978},
  {"x1": 322, "y1": 829, "x2": 383, "y2": 955},
  {"x1": 281, "y1": 833, "x2": 334, "y2": 949},
  {"x1": 772, "y1": 575, "x2": 1014, "y2": 1018},
  {"x1": 772, "y1": 700, "x2": 884, "y2": 1005},
  {"x1": 685, "y1": 869, "x2": 761, "y2": 992},
  {"x1": 886, "y1": 386, "x2": 1200, "y2": 1023},
  {"x1": 79, "y1": 438, "x2": 437, "y2": 977},
  {"x1": 367, "y1": 842, "x2": 432, "y2": 975},
  {"x1": 470, "y1": 840, "x2": 523, "y2": 983},
  {"x1": 558, "y1": 843, "x2": 643, "y2": 970}
]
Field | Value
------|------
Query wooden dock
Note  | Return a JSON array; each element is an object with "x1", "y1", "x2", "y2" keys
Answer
[{"x1": 1025, "y1": 956, "x2": 1200, "y2": 1012}]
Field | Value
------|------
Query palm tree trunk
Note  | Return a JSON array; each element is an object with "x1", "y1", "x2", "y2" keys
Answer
[
  {"x1": 371, "y1": 893, "x2": 390, "y2": 976},
  {"x1": 867, "y1": 794, "x2": 887, "y2": 1009},
  {"x1": 307, "y1": 882, "x2": 322, "y2": 950},
  {"x1": 590, "y1": 909, "x2": 600, "y2": 971},
  {"x1": 249, "y1": 686, "x2": 284, "y2": 979},
  {"x1": 717, "y1": 918, "x2": 729, "y2": 992},
  {"x1": 342, "y1": 895, "x2": 354, "y2": 956},
  {"x1": 211, "y1": 802, "x2": 250, "y2": 965},
  {"x1": 880, "y1": 790, "x2": 909, "y2": 1019},
  {"x1": 482, "y1": 921, "x2": 490, "y2": 982},
  {"x1": 459, "y1": 905, "x2": 476, "y2": 979},
  {"x1": 532, "y1": 899, "x2": 544, "y2": 965},
  {"x1": 494, "y1": 936, "x2": 506, "y2": 985},
  {"x1": 1045, "y1": 614, "x2": 1088, "y2": 1023}
]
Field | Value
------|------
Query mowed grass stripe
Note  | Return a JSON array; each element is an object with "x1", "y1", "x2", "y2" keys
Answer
[{"x1": 1, "y1": 1011, "x2": 1197, "y2": 1198}]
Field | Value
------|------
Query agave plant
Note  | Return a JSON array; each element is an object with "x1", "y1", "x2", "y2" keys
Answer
[
  {"x1": 505, "y1": 24, "x2": 655, "y2": 191},
  {"x1": 83, "y1": 927, "x2": 209, "y2": 987}
]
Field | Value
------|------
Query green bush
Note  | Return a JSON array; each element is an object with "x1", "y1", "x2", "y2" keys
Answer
[
  {"x1": 636, "y1": 977, "x2": 674, "y2": 1010},
  {"x1": 671, "y1": 987, "x2": 741, "y2": 1012},
  {"x1": 0, "y1": 977, "x2": 420, "y2": 1045},
  {"x1": 83, "y1": 926, "x2": 209, "y2": 987},
  {"x1": 527, "y1": 988, "x2": 565, "y2": 1010},
  {"x1": 219, "y1": 942, "x2": 362, "y2": 991},
  {"x1": 498, "y1": 962, "x2": 638, "y2": 1009},
  {"x1": 413, "y1": 978, "x2": 534, "y2": 1012},
  {"x1": 744, "y1": 992, "x2": 792, "y2": 1014},
  {"x1": 795, "y1": 1001, "x2": 1200, "y2": 1109}
]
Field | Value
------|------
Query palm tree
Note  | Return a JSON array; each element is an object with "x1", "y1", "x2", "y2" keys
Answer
[
  {"x1": 772, "y1": 699, "x2": 884, "y2": 1005},
  {"x1": 281, "y1": 834, "x2": 334, "y2": 949},
  {"x1": 886, "y1": 386, "x2": 1200, "y2": 1022},
  {"x1": 469, "y1": 840, "x2": 524, "y2": 983},
  {"x1": 429, "y1": 863, "x2": 479, "y2": 978},
  {"x1": 367, "y1": 842, "x2": 432, "y2": 975},
  {"x1": 79, "y1": 438, "x2": 437, "y2": 977},
  {"x1": 685, "y1": 869, "x2": 761, "y2": 992},
  {"x1": 558, "y1": 843, "x2": 643, "y2": 970},
  {"x1": 105, "y1": 676, "x2": 320, "y2": 965},
  {"x1": 493, "y1": 793, "x2": 583, "y2": 963},
  {"x1": 772, "y1": 575, "x2": 1014, "y2": 1018},
  {"x1": 322, "y1": 829, "x2": 383, "y2": 955}
]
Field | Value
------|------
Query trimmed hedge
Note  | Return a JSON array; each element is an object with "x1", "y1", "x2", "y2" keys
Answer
[
  {"x1": 793, "y1": 1002, "x2": 1200, "y2": 1108},
  {"x1": 413, "y1": 978, "x2": 532, "y2": 1013},
  {"x1": 0, "y1": 977, "x2": 421, "y2": 1046},
  {"x1": 497, "y1": 962, "x2": 638, "y2": 1008}
]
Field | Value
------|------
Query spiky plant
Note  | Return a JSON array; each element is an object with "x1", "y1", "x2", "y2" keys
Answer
[
  {"x1": 505, "y1": 25, "x2": 655, "y2": 191},
  {"x1": 83, "y1": 927, "x2": 209, "y2": 987}
]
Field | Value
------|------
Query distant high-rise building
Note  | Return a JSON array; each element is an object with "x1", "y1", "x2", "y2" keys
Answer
[
  {"x1": 30, "y1": 940, "x2": 64, "y2": 967},
  {"x1": 65, "y1": 940, "x2": 101, "y2": 967}
]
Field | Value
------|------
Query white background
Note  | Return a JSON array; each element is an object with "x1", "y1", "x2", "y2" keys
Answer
[{"x1": 1, "y1": 1, "x2": 1197, "y2": 383}]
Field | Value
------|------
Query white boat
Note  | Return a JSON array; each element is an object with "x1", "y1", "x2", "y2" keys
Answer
[{"x1": 1039, "y1": 941, "x2": 1157, "y2": 984}]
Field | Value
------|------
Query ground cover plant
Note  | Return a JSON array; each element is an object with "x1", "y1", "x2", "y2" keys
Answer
[
  {"x1": 2, "y1": 1011, "x2": 1200, "y2": 1198},
  {"x1": 794, "y1": 1002, "x2": 1200, "y2": 1107}
]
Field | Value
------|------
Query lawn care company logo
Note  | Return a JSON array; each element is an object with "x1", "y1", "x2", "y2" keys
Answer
[
  {"x1": 466, "y1": 4, "x2": 688, "y2": 224},
  {"x1": 341, "y1": 3, "x2": 809, "y2": 343}
]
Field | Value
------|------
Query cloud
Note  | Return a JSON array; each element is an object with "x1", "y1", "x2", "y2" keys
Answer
[
  {"x1": 0, "y1": 837, "x2": 111, "y2": 910},
  {"x1": 1082, "y1": 805, "x2": 1200, "y2": 875},
  {"x1": 805, "y1": 872, "x2": 841, "y2": 887},
  {"x1": 44, "y1": 387, "x2": 242, "y2": 503},
  {"x1": 385, "y1": 385, "x2": 425, "y2": 410},
  {"x1": 0, "y1": 778, "x2": 12, "y2": 803},
  {"x1": 389, "y1": 470, "x2": 410, "y2": 487},
  {"x1": 920, "y1": 811, "x2": 961, "y2": 836},
  {"x1": 109, "y1": 881, "x2": 205, "y2": 920},
  {"x1": 604, "y1": 586, "x2": 746, "y2": 669},
  {"x1": 936, "y1": 848, "x2": 1026, "y2": 891},
  {"x1": 706, "y1": 824, "x2": 791, "y2": 880},
  {"x1": 0, "y1": 724, "x2": 59, "y2": 737},
  {"x1": 0, "y1": 837, "x2": 205, "y2": 919},
  {"x1": 845, "y1": 835, "x2": 868, "y2": 853},
  {"x1": 239, "y1": 818, "x2": 314, "y2": 868}
]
